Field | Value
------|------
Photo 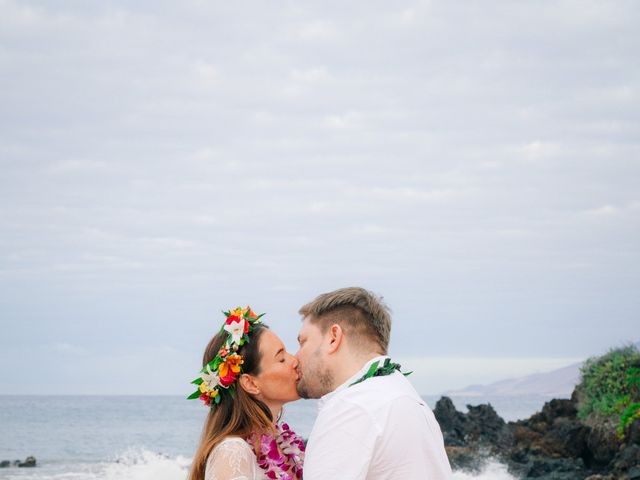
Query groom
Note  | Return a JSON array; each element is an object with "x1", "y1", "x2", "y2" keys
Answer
[{"x1": 295, "y1": 287, "x2": 452, "y2": 479}]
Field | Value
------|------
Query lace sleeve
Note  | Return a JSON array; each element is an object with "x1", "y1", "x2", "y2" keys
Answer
[{"x1": 204, "y1": 438, "x2": 259, "y2": 480}]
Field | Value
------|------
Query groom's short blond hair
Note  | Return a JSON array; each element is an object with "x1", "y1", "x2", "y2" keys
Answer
[{"x1": 299, "y1": 287, "x2": 392, "y2": 354}]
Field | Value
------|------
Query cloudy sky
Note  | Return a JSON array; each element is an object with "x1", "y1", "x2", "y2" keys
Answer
[{"x1": 1, "y1": 0, "x2": 638, "y2": 395}]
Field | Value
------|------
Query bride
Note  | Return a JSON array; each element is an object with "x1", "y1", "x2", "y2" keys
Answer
[{"x1": 188, "y1": 306, "x2": 304, "y2": 480}]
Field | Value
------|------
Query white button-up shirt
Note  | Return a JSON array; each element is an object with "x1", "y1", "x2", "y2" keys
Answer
[{"x1": 304, "y1": 356, "x2": 452, "y2": 479}]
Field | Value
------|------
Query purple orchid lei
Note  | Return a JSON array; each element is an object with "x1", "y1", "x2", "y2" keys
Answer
[{"x1": 246, "y1": 422, "x2": 305, "y2": 479}]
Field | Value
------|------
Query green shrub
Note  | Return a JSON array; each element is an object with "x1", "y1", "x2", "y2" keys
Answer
[
  {"x1": 617, "y1": 402, "x2": 640, "y2": 438},
  {"x1": 627, "y1": 367, "x2": 640, "y2": 389},
  {"x1": 578, "y1": 345, "x2": 640, "y2": 439}
]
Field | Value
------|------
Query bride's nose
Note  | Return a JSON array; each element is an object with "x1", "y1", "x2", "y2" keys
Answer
[{"x1": 290, "y1": 354, "x2": 299, "y2": 369}]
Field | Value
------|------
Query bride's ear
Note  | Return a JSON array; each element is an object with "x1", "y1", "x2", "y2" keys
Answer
[{"x1": 239, "y1": 374, "x2": 260, "y2": 395}]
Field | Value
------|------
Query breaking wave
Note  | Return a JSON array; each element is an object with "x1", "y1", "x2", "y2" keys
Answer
[{"x1": 452, "y1": 458, "x2": 517, "y2": 480}]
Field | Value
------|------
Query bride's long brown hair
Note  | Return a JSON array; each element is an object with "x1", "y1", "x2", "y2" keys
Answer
[{"x1": 189, "y1": 324, "x2": 274, "y2": 480}]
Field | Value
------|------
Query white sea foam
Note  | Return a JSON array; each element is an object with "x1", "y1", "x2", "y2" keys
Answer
[
  {"x1": 0, "y1": 453, "x2": 516, "y2": 480},
  {"x1": 452, "y1": 459, "x2": 517, "y2": 480},
  {"x1": 1, "y1": 449, "x2": 516, "y2": 480},
  {"x1": 102, "y1": 449, "x2": 191, "y2": 480},
  {"x1": 0, "y1": 449, "x2": 191, "y2": 480}
]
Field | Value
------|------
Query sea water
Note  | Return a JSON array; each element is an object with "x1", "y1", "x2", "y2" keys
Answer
[{"x1": 0, "y1": 395, "x2": 554, "y2": 479}]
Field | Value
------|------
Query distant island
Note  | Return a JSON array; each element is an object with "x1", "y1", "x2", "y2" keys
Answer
[
  {"x1": 444, "y1": 341, "x2": 640, "y2": 399},
  {"x1": 444, "y1": 362, "x2": 581, "y2": 398}
]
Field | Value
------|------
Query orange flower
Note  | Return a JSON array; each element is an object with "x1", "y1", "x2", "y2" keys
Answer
[{"x1": 218, "y1": 354, "x2": 244, "y2": 387}]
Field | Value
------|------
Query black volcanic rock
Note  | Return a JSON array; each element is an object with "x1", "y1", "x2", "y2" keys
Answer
[
  {"x1": 586, "y1": 423, "x2": 619, "y2": 466},
  {"x1": 465, "y1": 402, "x2": 513, "y2": 448},
  {"x1": 512, "y1": 395, "x2": 590, "y2": 462},
  {"x1": 433, "y1": 396, "x2": 467, "y2": 446},
  {"x1": 444, "y1": 446, "x2": 482, "y2": 472},
  {"x1": 436, "y1": 391, "x2": 639, "y2": 479},
  {"x1": 533, "y1": 398, "x2": 577, "y2": 424},
  {"x1": 612, "y1": 444, "x2": 640, "y2": 474},
  {"x1": 520, "y1": 456, "x2": 587, "y2": 480},
  {"x1": 433, "y1": 396, "x2": 513, "y2": 450},
  {"x1": 548, "y1": 417, "x2": 590, "y2": 458},
  {"x1": 629, "y1": 418, "x2": 640, "y2": 446},
  {"x1": 18, "y1": 456, "x2": 36, "y2": 468}
]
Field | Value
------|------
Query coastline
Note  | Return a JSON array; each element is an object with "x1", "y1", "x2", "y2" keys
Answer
[{"x1": 0, "y1": 394, "x2": 553, "y2": 480}]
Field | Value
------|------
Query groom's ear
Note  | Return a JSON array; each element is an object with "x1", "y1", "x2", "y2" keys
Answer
[
  {"x1": 327, "y1": 324, "x2": 344, "y2": 354},
  {"x1": 239, "y1": 374, "x2": 261, "y2": 395}
]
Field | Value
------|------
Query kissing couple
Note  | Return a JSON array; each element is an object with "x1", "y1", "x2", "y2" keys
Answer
[{"x1": 188, "y1": 287, "x2": 452, "y2": 480}]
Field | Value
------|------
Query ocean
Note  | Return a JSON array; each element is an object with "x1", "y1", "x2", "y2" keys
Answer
[{"x1": 0, "y1": 395, "x2": 556, "y2": 480}]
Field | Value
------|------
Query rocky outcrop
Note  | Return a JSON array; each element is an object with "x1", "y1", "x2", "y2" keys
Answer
[
  {"x1": 19, "y1": 456, "x2": 36, "y2": 467},
  {"x1": 433, "y1": 396, "x2": 468, "y2": 447},
  {"x1": 0, "y1": 457, "x2": 36, "y2": 468},
  {"x1": 466, "y1": 402, "x2": 513, "y2": 448},
  {"x1": 435, "y1": 396, "x2": 513, "y2": 446},
  {"x1": 435, "y1": 394, "x2": 640, "y2": 480}
]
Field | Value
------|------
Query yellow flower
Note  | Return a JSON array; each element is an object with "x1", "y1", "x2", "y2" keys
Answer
[
  {"x1": 199, "y1": 382, "x2": 219, "y2": 398},
  {"x1": 230, "y1": 306, "x2": 255, "y2": 318}
]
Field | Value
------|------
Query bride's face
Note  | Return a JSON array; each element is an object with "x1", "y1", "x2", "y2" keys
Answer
[{"x1": 252, "y1": 329, "x2": 300, "y2": 406}]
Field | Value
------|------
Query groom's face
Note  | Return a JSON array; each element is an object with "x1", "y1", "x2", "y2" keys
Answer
[{"x1": 295, "y1": 317, "x2": 333, "y2": 399}]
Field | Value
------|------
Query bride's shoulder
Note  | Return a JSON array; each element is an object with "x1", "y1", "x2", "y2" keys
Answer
[
  {"x1": 205, "y1": 437, "x2": 260, "y2": 480},
  {"x1": 214, "y1": 436, "x2": 253, "y2": 448},
  {"x1": 210, "y1": 437, "x2": 255, "y2": 457}
]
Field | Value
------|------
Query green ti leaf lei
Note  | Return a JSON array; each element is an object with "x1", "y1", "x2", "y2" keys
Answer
[{"x1": 349, "y1": 358, "x2": 412, "y2": 387}]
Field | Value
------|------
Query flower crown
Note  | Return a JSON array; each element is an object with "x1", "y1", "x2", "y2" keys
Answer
[{"x1": 188, "y1": 306, "x2": 264, "y2": 407}]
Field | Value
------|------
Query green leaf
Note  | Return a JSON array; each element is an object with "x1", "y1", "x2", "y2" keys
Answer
[
  {"x1": 349, "y1": 361, "x2": 380, "y2": 387},
  {"x1": 187, "y1": 390, "x2": 201, "y2": 400},
  {"x1": 214, "y1": 393, "x2": 221, "y2": 404},
  {"x1": 191, "y1": 377, "x2": 203, "y2": 385},
  {"x1": 366, "y1": 360, "x2": 380, "y2": 377}
]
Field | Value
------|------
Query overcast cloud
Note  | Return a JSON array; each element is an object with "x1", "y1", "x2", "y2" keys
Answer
[{"x1": 1, "y1": 0, "x2": 638, "y2": 394}]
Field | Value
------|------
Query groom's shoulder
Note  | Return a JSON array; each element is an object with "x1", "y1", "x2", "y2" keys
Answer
[{"x1": 333, "y1": 370, "x2": 423, "y2": 408}]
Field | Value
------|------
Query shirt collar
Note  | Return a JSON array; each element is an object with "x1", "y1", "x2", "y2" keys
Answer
[{"x1": 317, "y1": 354, "x2": 389, "y2": 410}]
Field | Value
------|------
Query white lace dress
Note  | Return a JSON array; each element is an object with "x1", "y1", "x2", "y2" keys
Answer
[{"x1": 204, "y1": 437, "x2": 267, "y2": 480}]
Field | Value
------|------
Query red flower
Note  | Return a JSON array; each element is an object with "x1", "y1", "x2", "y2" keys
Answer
[
  {"x1": 226, "y1": 315, "x2": 249, "y2": 334},
  {"x1": 219, "y1": 370, "x2": 238, "y2": 387},
  {"x1": 199, "y1": 394, "x2": 211, "y2": 406}
]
